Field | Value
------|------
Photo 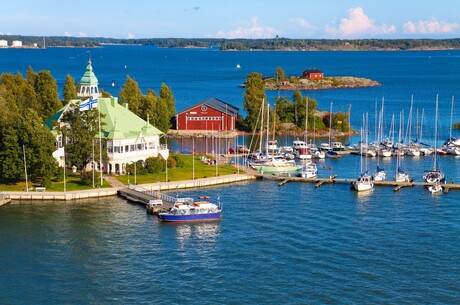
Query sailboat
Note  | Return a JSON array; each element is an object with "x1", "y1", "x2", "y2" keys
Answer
[
  {"x1": 249, "y1": 100, "x2": 301, "y2": 174},
  {"x1": 323, "y1": 102, "x2": 341, "y2": 159},
  {"x1": 394, "y1": 112, "x2": 412, "y2": 182},
  {"x1": 443, "y1": 96, "x2": 460, "y2": 155},
  {"x1": 403, "y1": 96, "x2": 421, "y2": 156},
  {"x1": 423, "y1": 95, "x2": 445, "y2": 185},
  {"x1": 353, "y1": 126, "x2": 374, "y2": 192},
  {"x1": 374, "y1": 103, "x2": 387, "y2": 181}
]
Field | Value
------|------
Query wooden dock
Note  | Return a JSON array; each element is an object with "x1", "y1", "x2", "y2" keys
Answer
[
  {"x1": 257, "y1": 174, "x2": 460, "y2": 192},
  {"x1": 118, "y1": 184, "x2": 194, "y2": 214}
]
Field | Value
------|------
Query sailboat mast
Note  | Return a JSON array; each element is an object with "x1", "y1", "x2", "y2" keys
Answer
[
  {"x1": 450, "y1": 96, "x2": 455, "y2": 140},
  {"x1": 259, "y1": 99, "x2": 264, "y2": 153},
  {"x1": 266, "y1": 101, "x2": 270, "y2": 158},
  {"x1": 434, "y1": 95, "x2": 439, "y2": 170},
  {"x1": 305, "y1": 98, "x2": 309, "y2": 143},
  {"x1": 329, "y1": 102, "x2": 333, "y2": 146}
]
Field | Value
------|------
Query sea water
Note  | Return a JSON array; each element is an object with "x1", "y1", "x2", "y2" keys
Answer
[{"x1": 0, "y1": 47, "x2": 459, "y2": 304}]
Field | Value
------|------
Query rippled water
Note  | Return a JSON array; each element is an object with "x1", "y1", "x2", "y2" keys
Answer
[
  {"x1": 1, "y1": 179, "x2": 459, "y2": 304},
  {"x1": 1, "y1": 47, "x2": 460, "y2": 304}
]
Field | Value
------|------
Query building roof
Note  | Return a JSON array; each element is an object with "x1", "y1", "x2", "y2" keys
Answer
[
  {"x1": 303, "y1": 68, "x2": 323, "y2": 74},
  {"x1": 44, "y1": 97, "x2": 163, "y2": 140},
  {"x1": 177, "y1": 97, "x2": 239, "y2": 116},
  {"x1": 79, "y1": 60, "x2": 99, "y2": 85}
]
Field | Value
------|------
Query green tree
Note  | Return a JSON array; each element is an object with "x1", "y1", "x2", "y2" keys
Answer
[
  {"x1": 243, "y1": 72, "x2": 266, "y2": 131},
  {"x1": 275, "y1": 66, "x2": 286, "y2": 82},
  {"x1": 158, "y1": 83, "x2": 176, "y2": 119},
  {"x1": 140, "y1": 89, "x2": 157, "y2": 122},
  {"x1": 58, "y1": 106, "x2": 103, "y2": 170},
  {"x1": 26, "y1": 66, "x2": 37, "y2": 88},
  {"x1": 118, "y1": 75, "x2": 142, "y2": 116},
  {"x1": 292, "y1": 90, "x2": 303, "y2": 126},
  {"x1": 62, "y1": 74, "x2": 77, "y2": 105},
  {"x1": 35, "y1": 70, "x2": 62, "y2": 120},
  {"x1": 274, "y1": 96, "x2": 294, "y2": 124},
  {"x1": 332, "y1": 111, "x2": 350, "y2": 132},
  {"x1": 153, "y1": 96, "x2": 170, "y2": 132}
]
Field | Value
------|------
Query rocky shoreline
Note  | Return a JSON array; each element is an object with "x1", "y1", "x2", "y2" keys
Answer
[{"x1": 264, "y1": 76, "x2": 380, "y2": 91}]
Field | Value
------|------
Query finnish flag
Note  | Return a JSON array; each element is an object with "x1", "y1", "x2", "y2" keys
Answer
[{"x1": 79, "y1": 97, "x2": 98, "y2": 111}]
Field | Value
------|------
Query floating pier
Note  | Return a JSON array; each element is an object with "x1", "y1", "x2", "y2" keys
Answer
[{"x1": 257, "y1": 174, "x2": 460, "y2": 192}]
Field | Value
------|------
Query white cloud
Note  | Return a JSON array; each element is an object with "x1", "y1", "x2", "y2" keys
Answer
[
  {"x1": 403, "y1": 18, "x2": 459, "y2": 34},
  {"x1": 327, "y1": 7, "x2": 396, "y2": 37},
  {"x1": 292, "y1": 18, "x2": 316, "y2": 33},
  {"x1": 78, "y1": 32, "x2": 87, "y2": 37},
  {"x1": 64, "y1": 32, "x2": 72, "y2": 37},
  {"x1": 127, "y1": 33, "x2": 135, "y2": 39},
  {"x1": 207, "y1": 17, "x2": 277, "y2": 39}
]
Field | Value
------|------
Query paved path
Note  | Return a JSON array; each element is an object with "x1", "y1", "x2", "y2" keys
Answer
[{"x1": 104, "y1": 176, "x2": 126, "y2": 188}]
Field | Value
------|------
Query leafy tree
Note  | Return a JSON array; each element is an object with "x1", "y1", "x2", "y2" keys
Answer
[
  {"x1": 118, "y1": 75, "x2": 142, "y2": 116},
  {"x1": 158, "y1": 83, "x2": 176, "y2": 120},
  {"x1": 62, "y1": 74, "x2": 77, "y2": 105},
  {"x1": 243, "y1": 72, "x2": 266, "y2": 131},
  {"x1": 275, "y1": 66, "x2": 286, "y2": 82},
  {"x1": 292, "y1": 90, "x2": 302, "y2": 126},
  {"x1": 332, "y1": 111, "x2": 350, "y2": 132},
  {"x1": 274, "y1": 96, "x2": 294, "y2": 124},
  {"x1": 26, "y1": 66, "x2": 37, "y2": 88},
  {"x1": 35, "y1": 70, "x2": 62, "y2": 120},
  {"x1": 58, "y1": 106, "x2": 104, "y2": 170},
  {"x1": 140, "y1": 89, "x2": 157, "y2": 122},
  {"x1": 153, "y1": 96, "x2": 170, "y2": 132},
  {"x1": 0, "y1": 109, "x2": 57, "y2": 184}
]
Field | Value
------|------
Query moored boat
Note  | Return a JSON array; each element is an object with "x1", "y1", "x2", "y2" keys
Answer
[{"x1": 157, "y1": 196, "x2": 222, "y2": 222}]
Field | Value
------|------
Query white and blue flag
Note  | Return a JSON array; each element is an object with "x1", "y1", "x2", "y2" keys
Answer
[{"x1": 79, "y1": 97, "x2": 98, "y2": 111}]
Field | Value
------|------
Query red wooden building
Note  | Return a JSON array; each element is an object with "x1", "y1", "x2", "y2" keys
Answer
[
  {"x1": 175, "y1": 97, "x2": 239, "y2": 131},
  {"x1": 302, "y1": 68, "x2": 324, "y2": 79}
]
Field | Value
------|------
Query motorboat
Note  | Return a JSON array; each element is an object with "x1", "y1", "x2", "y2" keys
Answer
[{"x1": 157, "y1": 196, "x2": 222, "y2": 222}]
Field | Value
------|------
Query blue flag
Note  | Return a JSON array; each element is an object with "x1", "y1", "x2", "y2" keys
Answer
[{"x1": 79, "y1": 97, "x2": 98, "y2": 111}]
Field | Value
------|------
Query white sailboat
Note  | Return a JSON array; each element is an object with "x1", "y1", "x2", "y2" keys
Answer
[
  {"x1": 353, "y1": 126, "x2": 374, "y2": 192},
  {"x1": 249, "y1": 100, "x2": 300, "y2": 174},
  {"x1": 423, "y1": 95, "x2": 445, "y2": 185},
  {"x1": 444, "y1": 96, "x2": 460, "y2": 155},
  {"x1": 324, "y1": 102, "x2": 341, "y2": 159},
  {"x1": 394, "y1": 112, "x2": 412, "y2": 182}
]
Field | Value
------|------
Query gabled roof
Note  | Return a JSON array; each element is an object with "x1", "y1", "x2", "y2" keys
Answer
[
  {"x1": 43, "y1": 102, "x2": 75, "y2": 130},
  {"x1": 44, "y1": 97, "x2": 163, "y2": 140},
  {"x1": 303, "y1": 68, "x2": 323, "y2": 74},
  {"x1": 177, "y1": 97, "x2": 239, "y2": 116}
]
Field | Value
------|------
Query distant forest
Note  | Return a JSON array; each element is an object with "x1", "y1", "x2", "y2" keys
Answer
[{"x1": 2, "y1": 35, "x2": 460, "y2": 51}]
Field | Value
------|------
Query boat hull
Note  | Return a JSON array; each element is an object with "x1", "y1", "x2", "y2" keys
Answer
[{"x1": 158, "y1": 212, "x2": 221, "y2": 222}]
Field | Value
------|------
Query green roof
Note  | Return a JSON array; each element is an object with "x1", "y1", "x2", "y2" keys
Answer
[
  {"x1": 79, "y1": 60, "x2": 99, "y2": 85},
  {"x1": 44, "y1": 97, "x2": 164, "y2": 140}
]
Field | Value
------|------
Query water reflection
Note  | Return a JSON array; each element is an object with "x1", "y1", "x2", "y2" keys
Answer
[{"x1": 173, "y1": 222, "x2": 220, "y2": 248}]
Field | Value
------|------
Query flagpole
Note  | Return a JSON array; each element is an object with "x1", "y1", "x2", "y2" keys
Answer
[
  {"x1": 98, "y1": 104, "x2": 103, "y2": 186},
  {"x1": 63, "y1": 146, "x2": 66, "y2": 192},
  {"x1": 23, "y1": 144, "x2": 29, "y2": 192},
  {"x1": 92, "y1": 138, "x2": 95, "y2": 188}
]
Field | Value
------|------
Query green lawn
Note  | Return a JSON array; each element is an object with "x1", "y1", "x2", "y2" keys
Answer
[
  {"x1": 115, "y1": 154, "x2": 245, "y2": 185},
  {"x1": 0, "y1": 155, "x2": 245, "y2": 192}
]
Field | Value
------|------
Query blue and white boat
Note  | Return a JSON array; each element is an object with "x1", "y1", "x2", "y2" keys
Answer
[{"x1": 157, "y1": 196, "x2": 222, "y2": 222}]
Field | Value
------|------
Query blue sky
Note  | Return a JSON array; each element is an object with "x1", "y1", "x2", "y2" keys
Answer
[{"x1": 1, "y1": 0, "x2": 459, "y2": 39}]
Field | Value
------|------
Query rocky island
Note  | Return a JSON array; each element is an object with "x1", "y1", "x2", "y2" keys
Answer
[{"x1": 263, "y1": 76, "x2": 380, "y2": 91}]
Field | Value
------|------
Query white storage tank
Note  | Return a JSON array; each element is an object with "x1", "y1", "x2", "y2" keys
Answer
[
  {"x1": 0, "y1": 40, "x2": 8, "y2": 47},
  {"x1": 11, "y1": 40, "x2": 22, "y2": 47}
]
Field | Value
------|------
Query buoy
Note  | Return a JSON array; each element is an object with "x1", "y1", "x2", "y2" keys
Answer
[
  {"x1": 329, "y1": 166, "x2": 333, "y2": 170},
  {"x1": 323, "y1": 164, "x2": 326, "y2": 168}
]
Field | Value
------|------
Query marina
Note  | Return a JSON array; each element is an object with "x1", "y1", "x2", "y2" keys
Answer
[{"x1": 1, "y1": 46, "x2": 460, "y2": 304}]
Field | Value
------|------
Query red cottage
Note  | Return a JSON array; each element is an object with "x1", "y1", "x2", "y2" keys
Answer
[
  {"x1": 302, "y1": 68, "x2": 324, "y2": 80},
  {"x1": 175, "y1": 97, "x2": 239, "y2": 131}
]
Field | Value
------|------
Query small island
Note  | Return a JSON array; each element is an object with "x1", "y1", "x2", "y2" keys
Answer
[{"x1": 240, "y1": 68, "x2": 380, "y2": 91}]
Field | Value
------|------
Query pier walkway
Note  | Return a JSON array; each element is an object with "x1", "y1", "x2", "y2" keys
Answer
[{"x1": 257, "y1": 174, "x2": 460, "y2": 192}]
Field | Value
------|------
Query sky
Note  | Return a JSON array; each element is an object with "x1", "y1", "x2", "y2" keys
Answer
[{"x1": 1, "y1": 0, "x2": 459, "y2": 39}]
